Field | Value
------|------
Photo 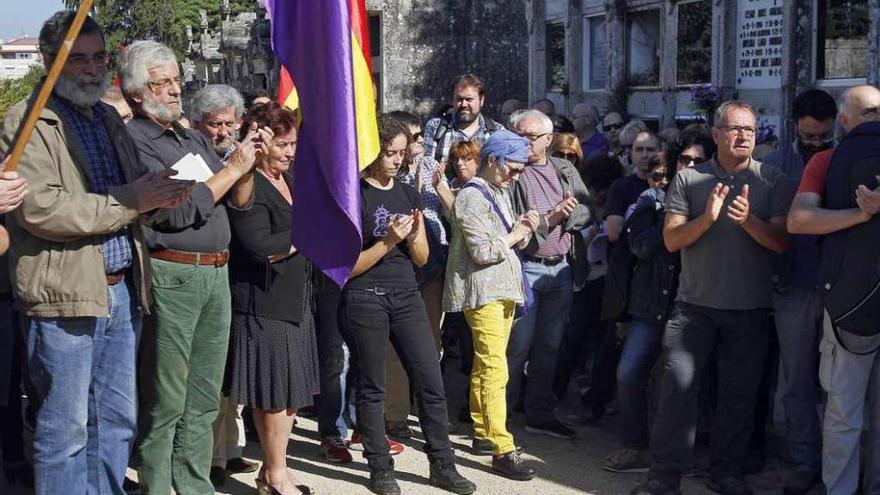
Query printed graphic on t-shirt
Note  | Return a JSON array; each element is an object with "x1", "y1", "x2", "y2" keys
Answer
[{"x1": 373, "y1": 204, "x2": 391, "y2": 238}]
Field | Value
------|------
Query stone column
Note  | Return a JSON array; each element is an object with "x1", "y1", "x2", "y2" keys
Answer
[
  {"x1": 605, "y1": 0, "x2": 627, "y2": 113},
  {"x1": 661, "y1": 0, "x2": 678, "y2": 128},
  {"x1": 527, "y1": 0, "x2": 548, "y2": 104},
  {"x1": 780, "y1": 0, "x2": 813, "y2": 142},
  {"x1": 565, "y1": 0, "x2": 583, "y2": 114},
  {"x1": 870, "y1": 0, "x2": 880, "y2": 85},
  {"x1": 711, "y1": 0, "x2": 737, "y2": 100}
]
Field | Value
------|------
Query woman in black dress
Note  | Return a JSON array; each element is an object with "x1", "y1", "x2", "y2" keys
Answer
[{"x1": 225, "y1": 103, "x2": 318, "y2": 495}]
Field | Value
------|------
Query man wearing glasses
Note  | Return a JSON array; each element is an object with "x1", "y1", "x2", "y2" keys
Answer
[
  {"x1": 761, "y1": 89, "x2": 837, "y2": 494},
  {"x1": 633, "y1": 101, "x2": 790, "y2": 495},
  {"x1": 602, "y1": 111, "x2": 627, "y2": 159},
  {"x1": 0, "y1": 13, "x2": 194, "y2": 494},
  {"x1": 122, "y1": 41, "x2": 270, "y2": 493},
  {"x1": 506, "y1": 109, "x2": 591, "y2": 441},
  {"x1": 788, "y1": 85, "x2": 880, "y2": 495}
]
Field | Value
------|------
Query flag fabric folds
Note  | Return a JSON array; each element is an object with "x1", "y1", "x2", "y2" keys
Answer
[{"x1": 266, "y1": 0, "x2": 380, "y2": 287}]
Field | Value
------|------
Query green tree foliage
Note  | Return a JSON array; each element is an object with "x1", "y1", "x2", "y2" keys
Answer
[
  {"x1": 0, "y1": 65, "x2": 46, "y2": 119},
  {"x1": 62, "y1": 0, "x2": 255, "y2": 62}
]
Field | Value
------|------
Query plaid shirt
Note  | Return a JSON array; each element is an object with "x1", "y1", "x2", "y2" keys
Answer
[
  {"x1": 56, "y1": 99, "x2": 132, "y2": 274},
  {"x1": 398, "y1": 155, "x2": 447, "y2": 246},
  {"x1": 422, "y1": 113, "x2": 503, "y2": 163}
]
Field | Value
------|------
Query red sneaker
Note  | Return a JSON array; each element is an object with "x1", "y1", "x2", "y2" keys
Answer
[
  {"x1": 348, "y1": 432, "x2": 405, "y2": 456},
  {"x1": 321, "y1": 437, "x2": 353, "y2": 463}
]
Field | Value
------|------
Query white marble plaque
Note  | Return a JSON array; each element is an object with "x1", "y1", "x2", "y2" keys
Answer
[{"x1": 736, "y1": 0, "x2": 784, "y2": 89}]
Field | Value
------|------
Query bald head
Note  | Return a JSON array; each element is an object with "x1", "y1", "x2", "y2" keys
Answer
[
  {"x1": 839, "y1": 85, "x2": 880, "y2": 132},
  {"x1": 572, "y1": 103, "x2": 600, "y2": 132}
]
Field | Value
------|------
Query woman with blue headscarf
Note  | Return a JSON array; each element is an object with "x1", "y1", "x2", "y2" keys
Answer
[{"x1": 443, "y1": 130, "x2": 540, "y2": 481}]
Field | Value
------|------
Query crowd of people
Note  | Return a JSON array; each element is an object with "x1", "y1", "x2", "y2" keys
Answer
[{"x1": 0, "y1": 10, "x2": 879, "y2": 495}]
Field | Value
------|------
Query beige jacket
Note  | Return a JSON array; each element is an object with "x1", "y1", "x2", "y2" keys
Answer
[{"x1": 0, "y1": 93, "x2": 154, "y2": 318}]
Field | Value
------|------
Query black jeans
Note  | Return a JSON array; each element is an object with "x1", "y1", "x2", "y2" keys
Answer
[
  {"x1": 339, "y1": 287, "x2": 452, "y2": 470},
  {"x1": 315, "y1": 273, "x2": 349, "y2": 439},
  {"x1": 0, "y1": 298, "x2": 25, "y2": 463},
  {"x1": 649, "y1": 302, "x2": 770, "y2": 485}
]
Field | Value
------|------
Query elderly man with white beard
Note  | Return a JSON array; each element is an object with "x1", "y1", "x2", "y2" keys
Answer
[
  {"x1": 120, "y1": 40, "x2": 273, "y2": 494},
  {"x1": 0, "y1": 12, "x2": 194, "y2": 495}
]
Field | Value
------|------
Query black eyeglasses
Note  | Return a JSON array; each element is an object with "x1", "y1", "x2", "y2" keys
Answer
[
  {"x1": 649, "y1": 171, "x2": 668, "y2": 182},
  {"x1": 411, "y1": 132, "x2": 423, "y2": 141},
  {"x1": 677, "y1": 154, "x2": 704, "y2": 166},
  {"x1": 603, "y1": 122, "x2": 624, "y2": 132}
]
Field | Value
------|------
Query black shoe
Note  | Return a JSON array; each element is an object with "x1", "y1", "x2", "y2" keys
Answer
[
  {"x1": 209, "y1": 466, "x2": 226, "y2": 488},
  {"x1": 524, "y1": 418, "x2": 576, "y2": 439},
  {"x1": 471, "y1": 438, "x2": 523, "y2": 456},
  {"x1": 457, "y1": 408, "x2": 474, "y2": 424},
  {"x1": 385, "y1": 420, "x2": 414, "y2": 439},
  {"x1": 630, "y1": 478, "x2": 682, "y2": 495},
  {"x1": 783, "y1": 470, "x2": 819, "y2": 494},
  {"x1": 225, "y1": 457, "x2": 260, "y2": 473},
  {"x1": 369, "y1": 468, "x2": 401, "y2": 495},
  {"x1": 707, "y1": 475, "x2": 753, "y2": 495},
  {"x1": 491, "y1": 451, "x2": 536, "y2": 481},
  {"x1": 429, "y1": 458, "x2": 476, "y2": 494}
]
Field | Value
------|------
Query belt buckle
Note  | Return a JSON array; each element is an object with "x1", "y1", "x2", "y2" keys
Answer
[{"x1": 372, "y1": 287, "x2": 387, "y2": 296}]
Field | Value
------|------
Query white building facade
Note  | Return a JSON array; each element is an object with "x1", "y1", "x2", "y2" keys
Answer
[{"x1": 1, "y1": 37, "x2": 42, "y2": 80}]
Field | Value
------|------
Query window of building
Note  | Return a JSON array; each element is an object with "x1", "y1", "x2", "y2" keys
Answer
[
  {"x1": 546, "y1": 21, "x2": 566, "y2": 92},
  {"x1": 816, "y1": 0, "x2": 869, "y2": 80},
  {"x1": 582, "y1": 15, "x2": 607, "y2": 91},
  {"x1": 627, "y1": 9, "x2": 661, "y2": 87},
  {"x1": 677, "y1": 0, "x2": 712, "y2": 85},
  {"x1": 1, "y1": 54, "x2": 15, "y2": 60}
]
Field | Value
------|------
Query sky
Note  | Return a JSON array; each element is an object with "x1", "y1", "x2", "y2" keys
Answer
[{"x1": 0, "y1": 0, "x2": 66, "y2": 42}]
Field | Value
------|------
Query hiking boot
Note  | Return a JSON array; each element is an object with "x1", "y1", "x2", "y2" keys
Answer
[
  {"x1": 783, "y1": 470, "x2": 819, "y2": 494},
  {"x1": 369, "y1": 468, "x2": 401, "y2": 495},
  {"x1": 429, "y1": 458, "x2": 476, "y2": 494},
  {"x1": 630, "y1": 478, "x2": 682, "y2": 495},
  {"x1": 321, "y1": 436, "x2": 353, "y2": 463},
  {"x1": 491, "y1": 451, "x2": 536, "y2": 481},
  {"x1": 524, "y1": 418, "x2": 576, "y2": 439},
  {"x1": 385, "y1": 420, "x2": 414, "y2": 439},
  {"x1": 603, "y1": 448, "x2": 649, "y2": 473},
  {"x1": 707, "y1": 475, "x2": 753, "y2": 495}
]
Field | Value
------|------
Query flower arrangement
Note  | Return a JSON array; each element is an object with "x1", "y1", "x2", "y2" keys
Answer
[{"x1": 689, "y1": 84, "x2": 721, "y2": 124}]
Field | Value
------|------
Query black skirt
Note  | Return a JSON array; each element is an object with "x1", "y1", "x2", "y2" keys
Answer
[{"x1": 224, "y1": 286, "x2": 319, "y2": 410}]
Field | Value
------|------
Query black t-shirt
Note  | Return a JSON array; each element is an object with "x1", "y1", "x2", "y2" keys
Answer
[
  {"x1": 347, "y1": 179, "x2": 424, "y2": 290},
  {"x1": 605, "y1": 173, "x2": 649, "y2": 218}
]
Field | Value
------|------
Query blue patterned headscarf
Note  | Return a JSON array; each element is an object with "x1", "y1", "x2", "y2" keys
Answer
[{"x1": 480, "y1": 130, "x2": 530, "y2": 169}]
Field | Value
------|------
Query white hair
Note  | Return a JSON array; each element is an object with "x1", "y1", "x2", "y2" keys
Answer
[
  {"x1": 190, "y1": 84, "x2": 245, "y2": 122},
  {"x1": 510, "y1": 109, "x2": 553, "y2": 133},
  {"x1": 119, "y1": 40, "x2": 177, "y2": 96},
  {"x1": 713, "y1": 100, "x2": 756, "y2": 126},
  {"x1": 620, "y1": 120, "x2": 649, "y2": 146}
]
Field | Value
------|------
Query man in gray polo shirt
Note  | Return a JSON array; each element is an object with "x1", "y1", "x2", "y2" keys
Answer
[{"x1": 632, "y1": 101, "x2": 789, "y2": 495}]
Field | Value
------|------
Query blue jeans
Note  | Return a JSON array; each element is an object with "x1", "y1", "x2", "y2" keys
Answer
[
  {"x1": 26, "y1": 281, "x2": 141, "y2": 495},
  {"x1": 616, "y1": 319, "x2": 664, "y2": 448},
  {"x1": 772, "y1": 287, "x2": 823, "y2": 472},
  {"x1": 507, "y1": 260, "x2": 574, "y2": 424}
]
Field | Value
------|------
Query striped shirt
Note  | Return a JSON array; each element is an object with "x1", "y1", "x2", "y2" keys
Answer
[
  {"x1": 422, "y1": 113, "x2": 503, "y2": 162},
  {"x1": 522, "y1": 162, "x2": 571, "y2": 258}
]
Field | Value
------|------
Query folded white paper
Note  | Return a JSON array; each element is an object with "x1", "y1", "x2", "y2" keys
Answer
[{"x1": 170, "y1": 153, "x2": 214, "y2": 182}]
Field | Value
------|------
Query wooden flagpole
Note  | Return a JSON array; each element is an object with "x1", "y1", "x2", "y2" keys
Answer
[{"x1": 3, "y1": 0, "x2": 95, "y2": 172}]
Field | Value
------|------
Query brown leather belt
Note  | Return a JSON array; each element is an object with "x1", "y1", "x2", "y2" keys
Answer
[
  {"x1": 106, "y1": 271, "x2": 125, "y2": 286},
  {"x1": 150, "y1": 249, "x2": 229, "y2": 267}
]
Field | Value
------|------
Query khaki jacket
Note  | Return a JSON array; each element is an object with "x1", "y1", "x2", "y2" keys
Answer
[{"x1": 0, "y1": 93, "x2": 154, "y2": 318}]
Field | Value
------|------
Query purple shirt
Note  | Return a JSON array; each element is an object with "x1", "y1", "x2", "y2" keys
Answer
[
  {"x1": 522, "y1": 162, "x2": 571, "y2": 258},
  {"x1": 582, "y1": 131, "x2": 609, "y2": 158}
]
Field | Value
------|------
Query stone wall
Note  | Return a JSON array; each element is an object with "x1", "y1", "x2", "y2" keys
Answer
[{"x1": 366, "y1": 0, "x2": 530, "y2": 119}]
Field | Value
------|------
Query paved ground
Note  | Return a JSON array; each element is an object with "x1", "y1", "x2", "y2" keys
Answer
[{"x1": 0, "y1": 408, "x2": 821, "y2": 495}]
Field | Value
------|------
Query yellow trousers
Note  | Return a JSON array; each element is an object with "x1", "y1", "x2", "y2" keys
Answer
[{"x1": 464, "y1": 300, "x2": 516, "y2": 455}]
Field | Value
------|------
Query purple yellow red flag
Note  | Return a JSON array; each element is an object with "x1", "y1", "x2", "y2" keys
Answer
[{"x1": 266, "y1": 0, "x2": 380, "y2": 287}]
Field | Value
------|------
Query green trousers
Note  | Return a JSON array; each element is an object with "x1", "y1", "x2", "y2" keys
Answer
[{"x1": 135, "y1": 259, "x2": 231, "y2": 494}]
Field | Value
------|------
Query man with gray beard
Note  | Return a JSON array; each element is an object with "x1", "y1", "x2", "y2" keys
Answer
[
  {"x1": 121, "y1": 40, "x2": 270, "y2": 494},
  {"x1": 0, "y1": 11, "x2": 193, "y2": 495}
]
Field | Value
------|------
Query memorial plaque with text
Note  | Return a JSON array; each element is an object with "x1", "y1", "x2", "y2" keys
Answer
[{"x1": 736, "y1": 0, "x2": 783, "y2": 89}]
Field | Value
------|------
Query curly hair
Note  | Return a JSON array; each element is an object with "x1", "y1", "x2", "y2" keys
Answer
[{"x1": 377, "y1": 113, "x2": 412, "y2": 149}]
